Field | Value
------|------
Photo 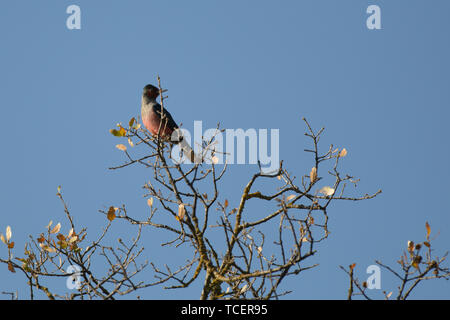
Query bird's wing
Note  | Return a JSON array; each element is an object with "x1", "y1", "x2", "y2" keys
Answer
[{"x1": 152, "y1": 102, "x2": 179, "y2": 130}]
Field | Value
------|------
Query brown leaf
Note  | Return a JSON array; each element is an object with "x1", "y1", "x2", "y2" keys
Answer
[
  {"x1": 425, "y1": 222, "x2": 431, "y2": 240},
  {"x1": 423, "y1": 241, "x2": 430, "y2": 248},
  {"x1": 129, "y1": 117, "x2": 136, "y2": 128},
  {"x1": 37, "y1": 235, "x2": 45, "y2": 243},
  {"x1": 7, "y1": 262, "x2": 15, "y2": 273},
  {"x1": 7, "y1": 242, "x2": 14, "y2": 249},
  {"x1": 224, "y1": 199, "x2": 229, "y2": 208},
  {"x1": 407, "y1": 240, "x2": 414, "y2": 252},
  {"x1": 349, "y1": 263, "x2": 356, "y2": 271},
  {"x1": 107, "y1": 206, "x2": 116, "y2": 222}
]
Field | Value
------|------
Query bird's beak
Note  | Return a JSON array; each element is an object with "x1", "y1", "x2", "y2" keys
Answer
[{"x1": 160, "y1": 89, "x2": 168, "y2": 93}]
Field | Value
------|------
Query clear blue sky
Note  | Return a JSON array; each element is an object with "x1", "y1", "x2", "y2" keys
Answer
[{"x1": 1, "y1": 0, "x2": 449, "y2": 299}]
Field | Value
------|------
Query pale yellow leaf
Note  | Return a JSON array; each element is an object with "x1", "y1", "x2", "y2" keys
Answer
[
  {"x1": 286, "y1": 195, "x2": 296, "y2": 202},
  {"x1": 310, "y1": 167, "x2": 317, "y2": 183},
  {"x1": 116, "y1": 144, "x2": 127, "y2": 152},
  {"x1": 211, "y1": 156, "x2": 219, "y2": 164},
  {"x1": 319, "y1": 186, "x2": 335, "y2": 196},
  {"x1": 6, "y1": 226, "x2": 12, "y2": 242},
  {"x1": 128, "y1": 138, "x2": 134, "y2": 147},
  {"x1": 177, "y1": 204, "x2": 186, "y2": 221},
  {"x1": 0, "y1": 234, "x2": 5, "y2": 245},
  {"x1": 50, "y1": 223, "x2": 61, "y2": 234},
  {"x1": 46, "y1": 220, "x2": 53, "y2": 229},
  {"x1": 339, "y1": 148, "x2": 348, "y2": 157},
  {"x1": 147, "y1": 198, "x2": 154, "y2": 207}
]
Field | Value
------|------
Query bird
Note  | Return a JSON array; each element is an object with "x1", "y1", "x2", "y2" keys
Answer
[{"x1": 141, "y1": 84, "x2": 198, "y2": 163}]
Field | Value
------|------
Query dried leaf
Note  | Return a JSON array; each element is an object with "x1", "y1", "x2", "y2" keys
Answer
[
  {"x1": 240, "y1": 284, "x2": 248, "y2": 294},
  {"x1": 147, "y1": 198, "x2": 154, "y2": 207},
  {"x1": 407, "y1": 240, "x2": 414, "y2": 252},
  {"x1": 423, "y1": 241, "x2": 430, "y2": 248},
  {"x1": 40, "y1": 243, "x2": 56, "y2": 253},
  {"x1": 211, "y1": 156, "x2": 219, "y2": 165},
  {"x1": 386, "y1": 291, "x2": 393, "y2": 299},
  {"x1": 177, "y1": 204, "x2": 186, "y2": 221},
  {"x1": 7, "y1": 241, "x2": 14, "y2": 249},
  {"x1": 224, "y1": 199, "x2": 229, "y2": 208},
  {"x1": 5, "y1": 226, "x2": 11, "y2": 242},
  {"x1": 425, "y1": 222, "x2": 431, "y2": 240},
  {"x1": 310, "y1": 167, "x2": 317, "y2": 183},
  {"x1": 286, "y1": 195, "x2": 296, "y2": 202},
  {"x1": 110, "y1": 126, "x2": 126, "y2": 137},
  {"x1": 319, "y1": 186, "x2": 335, "y2": 197},
  {"x1": 46, "y1": 221, "x2": 53, "y2": 229},
  {"x1": 107, "y1": 206, "x2": 116, "y2": 222},
  {"x1": 128, "y1": 138, "x2": 134, "y2": 147},
  {"x1": 116, "y1": 144, "x2": 127, "y2": 152},
  {"x1": 68, "y1": 228, "x2": 74, "y2": 238},
  {"x1": 339, "y1": 148, "x2": 348, "y2": 157},
  {"x1": 0, "y1": 234, "x2": 5, "y2": 245},
  {"x1": 50, "y1": 223, "x2": 61, "y2": 234},
  {"x1": 349, "y1": 263, "x2": 356, "y2": 270},
  {"x1": 7, "y1": 262, "x2": 15, "y2": 273},
  {"x1": 129, "y1": 117, "x2": 136, "y2": 128}
]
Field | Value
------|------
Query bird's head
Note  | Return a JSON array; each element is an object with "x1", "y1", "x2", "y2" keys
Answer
[{"x1": 143, "y1": 84, "x2": 160, "y2": 100}]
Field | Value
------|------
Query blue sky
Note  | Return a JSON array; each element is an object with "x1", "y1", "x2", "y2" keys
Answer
[{"x1": 0, "y1": 0, "x2": 449, "y2": 299}]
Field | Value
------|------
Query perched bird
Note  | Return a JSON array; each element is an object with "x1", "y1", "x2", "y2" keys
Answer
[{"x1": 141, "y1": 84, "x2": 198, "y2": 162}]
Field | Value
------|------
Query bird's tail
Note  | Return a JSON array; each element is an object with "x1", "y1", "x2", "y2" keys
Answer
[
  {"x1": 172, "y1": 129, "x2": 202, "y2": 164},
  {"x1": 180, "y1": 139, "x2": 202, "y2": 163}
]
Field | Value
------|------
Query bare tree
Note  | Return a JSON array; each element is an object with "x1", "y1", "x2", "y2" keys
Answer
[
  {"x1": 2, "y1": 79, "x2": 444, "y2": 300},
  {"x1": 340, "y1": 222, "x2": 450, "y2": 300}
]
